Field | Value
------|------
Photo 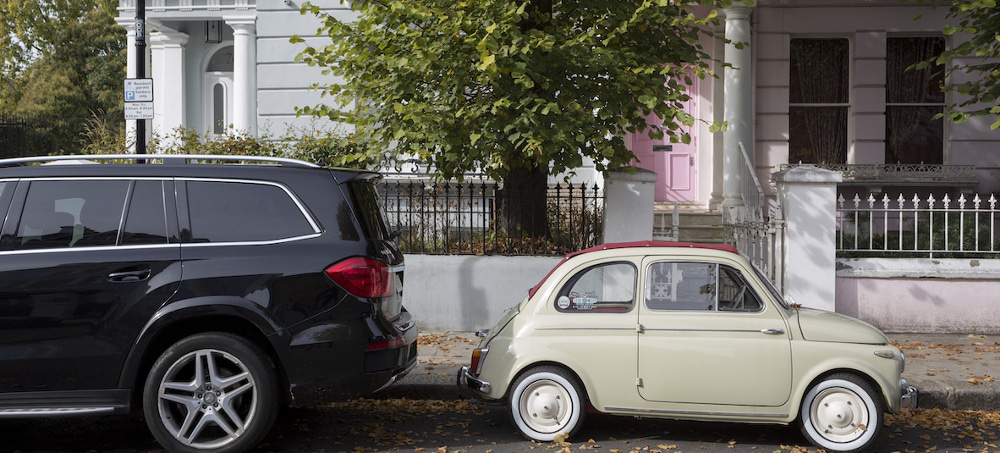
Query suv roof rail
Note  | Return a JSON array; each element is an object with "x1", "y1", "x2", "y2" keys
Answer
[{"x1": 0, "y1": 154, "x2": 321, "y2": 168}]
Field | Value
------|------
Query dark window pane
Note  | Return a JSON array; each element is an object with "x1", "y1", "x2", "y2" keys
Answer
[
  {"x1": 16, "y1": 180, "x2": 128, "y2": 249},
  {"x1": 886, "y1": 37, "x2": 945, "y2": 164},
  {"x1": 789, "y1": 106, "x2": 849, "y2": 164},
  {"x1": 123, "y1": 181, "x2": 169, "y2": 245},
  {"x1": 790, "y1": 38, "x2": 849, "y2": 104},
  {"x1": 887, "y1": 37, "x2": 945, "y2": 104},
  {"x1": 187, "y1": 181, "x2": 314, "y2": 243},
  {"x1": 718, "y1": 266, "x2": 762, "y2": 312},
  {"x1": 886, "y1": 105, "x2": 944, "y2": 164},
  {"x1": 213, "y1": 83, "x2": 225, "y2": 135},
  {"x1": 347, "y1": 180, "x2": 388, "y2": 240}
]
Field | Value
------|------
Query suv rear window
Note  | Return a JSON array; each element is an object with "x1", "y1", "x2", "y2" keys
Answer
[
  {"x1": 186, "y1": 180, "x2": 316, "y2": 243},
  {"x1": 347, "y1": 179, "x2": 389, "y2": 241}
]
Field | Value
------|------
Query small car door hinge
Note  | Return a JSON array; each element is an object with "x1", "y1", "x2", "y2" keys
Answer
[
  {"x1": 636, "y1": 324, "x2": 644, "y2": 333},
  {"x1": 637, "y1": 378, "x2": 643, "y2": 387}
]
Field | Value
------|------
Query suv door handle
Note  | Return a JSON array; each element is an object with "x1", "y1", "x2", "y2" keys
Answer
[
  {"x1": 108, "y1": 269, "x2": 152, "y2": 283},
  {"x1": 760, "y1": 328, "x2": 785, "y2": 335}
]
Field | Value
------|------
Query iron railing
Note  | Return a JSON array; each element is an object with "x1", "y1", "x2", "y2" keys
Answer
[
  {"x1": 724, "y1": 206, "x2": 786, "y2": 291},
  {"x1": 378, "y1": 178, "x2": 603, "y2": 256},
  {"x1": 837, "y1": 192, "x2": 1000, "y2": 258},
  {"x1": 738, "y1": 142, "x2": 766, "y2": 221},
  {"x1": 0, "y1": 116, "x2": 121, "y2": 158}
]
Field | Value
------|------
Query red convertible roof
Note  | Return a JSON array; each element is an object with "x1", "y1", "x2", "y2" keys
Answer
[{"x1": 527, "y1": 241, "x2": 739, "y2": 298}]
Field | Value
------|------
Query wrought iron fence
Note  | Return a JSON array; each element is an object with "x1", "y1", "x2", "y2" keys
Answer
[
  {"x1": 724, "y1": 206, "x2": 786, "y2": 291},
  {"x1": 378, "y1": 178, "x2": 604, "y2": 255},
  {"x1": 837, "y1": 192, "x2": 1000, "y2": 258},
  {"x1": 0, "y1": 116, "x2": 121, "y2": 157}
]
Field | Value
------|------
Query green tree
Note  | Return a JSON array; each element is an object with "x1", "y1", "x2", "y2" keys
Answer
[
  {"x1": 1, "y1": 0, "x2": 126, "y2": 118},
  {"x1": 293, "y1": 0, "x2": 733, "y2": 236},
  {"x1": 916, "y1": 0, "x2": 1000, "y2": 130}
]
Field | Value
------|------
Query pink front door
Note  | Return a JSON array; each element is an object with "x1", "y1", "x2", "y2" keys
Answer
[{"x1": 631, "y1": 78, "x2": 698, "y2": 203}]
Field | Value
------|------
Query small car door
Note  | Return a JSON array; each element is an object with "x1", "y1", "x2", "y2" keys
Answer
[
  {"x1": 0, "y1": 178, "x2": 182, "y2": 392},
  {"x1": 636, "y1": 258, "x2": 792, "y2": 407}
]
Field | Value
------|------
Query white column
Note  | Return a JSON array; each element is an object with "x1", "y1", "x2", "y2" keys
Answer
[
  {"x1": 772, "y1": 166, "x2": 842, "y2": 312},
  {"x1": 722, "y1": 6, "x2": 754, "y2": 210},
  {"x1": 228, "y1": 19, "x2": 258, "y2": 137},
  {"x1": 150, "y1": 30, "x2": 189, "y2": 142},
  {"x1": 603, "y1": 167, "x2": 658, "y2": 243}
]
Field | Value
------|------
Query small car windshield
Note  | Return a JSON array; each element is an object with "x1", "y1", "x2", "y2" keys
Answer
[{"x1": 752, "y1": 264, "x2": 790, "y2": 309}]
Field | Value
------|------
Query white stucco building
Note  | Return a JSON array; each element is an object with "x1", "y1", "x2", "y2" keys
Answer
[{"x1": 117, "y1": 0, "x2": 1000, "y2": 207}]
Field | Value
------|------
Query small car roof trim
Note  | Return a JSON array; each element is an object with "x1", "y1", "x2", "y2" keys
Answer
[
  {"x1": 0, "y1": 154, "x2": 321, "y2": 168},
  {"x1": 527, "y1": 241, "x2": 740, "y2": 298}
]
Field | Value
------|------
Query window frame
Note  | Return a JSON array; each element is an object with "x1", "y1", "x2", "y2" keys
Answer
[
  {"x1": 885, "y1": 35, "x2": 947, "y2": 165},
  {"x1": 643, "y1": 260, "x2": 765, "y2": 313},
  {"x1": 0, "y1": 177, "x2": 144, "y2": 252},
  {"x1": 554, "y1": 260, "x2": 638, "y2": 313},
  {"x1": 788, "y1": 36, "x2": 852, "y2": 165},
  {"x1": 178, "y1": 177, "x2": 321, "y2": 247}
]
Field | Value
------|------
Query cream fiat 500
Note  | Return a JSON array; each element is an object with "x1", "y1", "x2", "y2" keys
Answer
[{"x1": 459, "y1": 241, "x2": 916, "y2": 452}]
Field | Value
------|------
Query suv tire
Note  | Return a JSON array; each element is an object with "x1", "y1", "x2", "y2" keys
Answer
[{"x1": 143, "y1": 333, "x2": 279, "y2": 453}]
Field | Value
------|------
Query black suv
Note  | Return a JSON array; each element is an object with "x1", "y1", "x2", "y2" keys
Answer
[{"x1": 0, "y1": 154, "x2": 416, "y2": 453}]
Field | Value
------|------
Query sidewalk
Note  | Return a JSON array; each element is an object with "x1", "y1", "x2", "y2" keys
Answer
[{"x1": 384, "y1": 332, "x2": 1000, "y2": 411}]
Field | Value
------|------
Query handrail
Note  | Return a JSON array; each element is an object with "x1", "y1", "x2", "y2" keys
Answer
[{"x1": 738, "y1": 142, "x2": 765, "y2": 221}]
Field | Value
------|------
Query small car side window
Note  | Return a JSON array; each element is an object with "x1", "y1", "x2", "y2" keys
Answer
[
  {"x1": 556, "y1": 262, "x2": 636, "y2": 312},
  {"x1": 646, "y1": 262, "x2": 716, "y2": 311},
  {"x1": 15, "y1": 180, "x2": 128, "y2": 249},
  {"x1": 718, "y1": 265, "x2": 763, "y2": 312},
  {"x1": 186, "y1": 180, "x2": 316, "y2": 243},
  {"x1": 645, "y1": 262, "x2": 764, "y2": 312}
]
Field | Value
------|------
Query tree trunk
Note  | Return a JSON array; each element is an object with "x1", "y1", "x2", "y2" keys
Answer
[{"x1": 497, "y1": 165, "x2": 550, "y2": 240}]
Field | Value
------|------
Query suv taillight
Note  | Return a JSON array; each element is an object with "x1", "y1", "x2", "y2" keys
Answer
[{"x1": 326, "y1": 257, "x2": 394, "y2": 298}]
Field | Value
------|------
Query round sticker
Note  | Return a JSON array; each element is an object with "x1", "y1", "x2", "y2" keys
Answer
[{"x1": 557, "y1": 296, "x2": 571, "y2": 309}]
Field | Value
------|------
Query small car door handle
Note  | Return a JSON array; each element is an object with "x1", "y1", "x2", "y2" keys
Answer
[
  {"x1": 108, "y1": 269, "x2": 152, "y2": 283},
  {"x1": 760, "y1": 328, "x2": 785, "y2": 335}
]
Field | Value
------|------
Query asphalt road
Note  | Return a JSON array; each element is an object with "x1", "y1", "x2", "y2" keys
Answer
[{"x1": 3, "y1": 397, "x2": 998, "y2": 453}]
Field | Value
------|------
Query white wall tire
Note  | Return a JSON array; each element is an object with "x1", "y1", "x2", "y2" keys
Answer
[
  {"x1": 799, "y1": 373, "x2": 884, "y2": 452},
  {"x1": 508, "y1": 366, "x2": 586, "y2": 442}
]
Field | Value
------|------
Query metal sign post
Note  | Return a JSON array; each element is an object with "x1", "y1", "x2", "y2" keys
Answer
[{"x1": 134, "y1": 0, "x2": 147, "y2": 155}]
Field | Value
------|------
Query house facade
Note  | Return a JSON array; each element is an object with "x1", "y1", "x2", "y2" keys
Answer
[{"x1": 116, "y1": 0, "x2": 1000, "y2": 202}]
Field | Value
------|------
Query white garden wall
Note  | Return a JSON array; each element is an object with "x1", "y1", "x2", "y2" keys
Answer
[{"x1": 837, "y1": 258, "x2": 1000, "y2": 334}]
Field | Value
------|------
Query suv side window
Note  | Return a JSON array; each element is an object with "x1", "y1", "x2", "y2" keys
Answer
[
  {"x1": 186, "y1": 180, "x2": 316, "y2": 243},
  {"x1": 122, "y1": 180, "x2": 170, "y2": 245},
  {"x1": 15, "y1": 180, "x2": 129, "y2": 249},
  {"x1": 555, "y1": 262, "x2": 636, "y2": 312}
]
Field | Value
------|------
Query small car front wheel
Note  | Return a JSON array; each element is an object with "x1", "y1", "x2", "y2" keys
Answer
[
  {"x1": 799, "y1": 373, "x2": 884, "y2": 453},
  {"x1": 143, "y1": 332, "x2": 279, "y2": 453},
  {"x1": 508, "y1": 366, "x2": 586, "y2": 442}
]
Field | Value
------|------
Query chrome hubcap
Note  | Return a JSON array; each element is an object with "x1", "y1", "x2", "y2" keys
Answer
[
  {"x1": 519, "y1": 379, "x2": 572, "y2": 434},
  {"x1": 810, "y1": 387, "x2": 869, "y2": 442},
  {"x1": 157, "y1": 349, "x2": 258, "y2": 449}
]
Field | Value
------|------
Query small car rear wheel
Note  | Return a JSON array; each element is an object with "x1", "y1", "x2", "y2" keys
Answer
[
  {"x1": 143, "y1": 332, "x2": 279, "y2": 453},
  {"x1": 508, "y1": 366, "x2": 586, "y2": 442},
  {"x1": 799, "y1": 373, "x2": 884, "y2": 452}
]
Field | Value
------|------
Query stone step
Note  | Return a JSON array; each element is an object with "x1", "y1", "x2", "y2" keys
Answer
[{"x1": 653, "y1": 210, "x2": 726, "y2": 244}]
